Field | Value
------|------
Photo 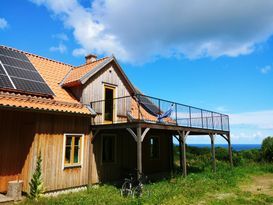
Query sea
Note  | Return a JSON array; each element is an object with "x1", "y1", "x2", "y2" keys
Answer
[{"x1": 188, "y1": 144, "x2": 261, "y2": 151}]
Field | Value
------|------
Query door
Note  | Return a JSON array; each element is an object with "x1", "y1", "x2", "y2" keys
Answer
[{"x1": 104, "y1": 86, "x2": 115, "y2": 122}]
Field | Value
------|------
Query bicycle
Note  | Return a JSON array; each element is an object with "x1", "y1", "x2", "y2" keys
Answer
[{"x1": 120, "y1": 170, "x2": 151, "y2": 198}]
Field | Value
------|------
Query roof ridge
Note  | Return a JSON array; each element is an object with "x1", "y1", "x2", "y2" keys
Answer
[
  {"x1": 0, "y1": 45, "x2": 73, "y2": 67},
  {"x1": 74, "y1": 56, "x2": 109, "y2": 69}
]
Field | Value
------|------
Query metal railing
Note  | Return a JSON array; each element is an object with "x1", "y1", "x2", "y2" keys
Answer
[{"x1": 90, "y1": 94, "x2": 229, "y2": 131}]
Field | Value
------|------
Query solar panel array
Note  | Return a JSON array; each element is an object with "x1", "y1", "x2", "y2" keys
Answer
[{"x1": 0, "y1": 46, "x2": 54, "y2": 96}]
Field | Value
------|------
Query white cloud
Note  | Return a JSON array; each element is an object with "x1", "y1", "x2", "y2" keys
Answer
[
  {"x1": 0, "y1": 18, "x2": 8, "y2": 29},
  {"x1": 260, "y1": 65, "x2": 271, "y2": 74},
  {"x1": 50, "y1": 42, "x2": 67, "y2": 53},
  {"x1": 31, "y1": 0, "x2": 273, "y2": 63},
  {"x1": 230, "y1": 110, "x2": 273, "y2": 129},
  {"x1": 72, "y1": 47, "x2": 87, "y2": 57},
  {"x1": 52, "y1": 33, "x2": 68, "y2": 41}
]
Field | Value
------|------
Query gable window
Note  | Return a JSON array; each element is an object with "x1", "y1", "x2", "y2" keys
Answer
[
  {"x1": 102, "y1": 135, "x2": 116, "y2": 163},
  {"x1": 64, "y1": 134, "x2": 84, "y2": 167},
  {"x1": 149, "y1": 136, "x2": 159, "y2": 159}
]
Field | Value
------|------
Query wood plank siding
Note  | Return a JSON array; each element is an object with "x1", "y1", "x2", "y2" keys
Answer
[
  {"x1": 92, "y1": 130, "x2": 171, "y2": 182},
  {"x1": 70, "y1": 63, "x2": 132, "y2": 124},
  {"x1": 0, "y1": 109, "x2": 91, "y2": 193}
]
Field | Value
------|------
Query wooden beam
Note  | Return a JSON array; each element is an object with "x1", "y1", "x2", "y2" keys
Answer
[
  {"x1": 220, "y1": 133, "x2": 233, "y2": 167},
  {"x1": 169, "y1": 135, "x2": 174, "y2": 174},
  {"x1": 177, "y1": 130, "x2": 188, "y2": 177},
  {"x1": 178, "y1": 135, "x2": 183, "y2": 172},
  {"x1": 91, "y1": 129, "x2": 100, "y2": 143},
  {"x1": 136, "y1": 127, "x2": 142, "y2": 179},
  {"x1": 141, "y1": 128, "x2": 150, "y2": 141},
  {"x1": 181, "y1": 131, "x2": 187, "y2": 177},
  {"x1": 210, "y1": 134, "x2": 216, "y2": 172},
  {"x1": 227, "y1": 133, "x2": 233, "y2": 167},
  {"x1": 126, "y1": 128, "x2": 137, "y2": 142}
]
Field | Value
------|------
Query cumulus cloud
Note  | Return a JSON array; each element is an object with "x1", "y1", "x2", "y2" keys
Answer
[
  {"x1": 50, "y1": 42, "x2": 67, "y2": 53},
  {"x1": 260, "y1": 65, "x2": 271, "y2": 74},
  {"x1": 0, "y1": 18, "x2": 8, "y2": 29},
  {"x1": 30, "y1": 0, "x2": 273, "y2": 63},
  {"x1": 230, "y1": 110, "x2": 273, "y2": 129}
]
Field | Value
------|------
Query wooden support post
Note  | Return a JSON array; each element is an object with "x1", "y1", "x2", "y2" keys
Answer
[
  {"x1": 178, "y1": 135, "x2": 183, "y2": 172},
  {"x1": 227, "y1": 133, "x2": 233, "y2": 167},
  {"x1": 181, "y1": 134, "x2": 187, "y2": 177},
  {"x1": 136, "y1": 127, "x2": 142, "y2": 179},
  {"x1": 169, "y1": 135, "x2": 174, "y2": 174},
  {"x1": 178, "y1": 130, "x2": 189, "y2": 177},
  {"x1": 210, "y1": 134, "x2": 216, "y2": 172}
]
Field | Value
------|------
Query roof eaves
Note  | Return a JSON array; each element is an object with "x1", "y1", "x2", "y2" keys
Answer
[
  {"x1": 80, "y1": 57, "x2": 114, "y2": 84},
  {"x1": 111, "y1": 56, "x2": 136, "y2": 94}
]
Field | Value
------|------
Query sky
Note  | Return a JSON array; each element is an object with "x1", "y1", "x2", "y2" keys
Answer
[{"x1": 1, "y1": 0, "x2": 273, "y2": 144}]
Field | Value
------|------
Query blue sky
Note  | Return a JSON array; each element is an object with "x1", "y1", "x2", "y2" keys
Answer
[{"x1": 1, "y1": 0, "x2": 273, "y2": 144}]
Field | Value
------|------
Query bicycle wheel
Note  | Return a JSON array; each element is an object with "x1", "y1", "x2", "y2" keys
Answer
[
  {"x1": 133, "y1": 185, "x2": 143, "y2": 198},
  {"x1": 121, "y1": 181, "x2": 132, "y2": 197}
]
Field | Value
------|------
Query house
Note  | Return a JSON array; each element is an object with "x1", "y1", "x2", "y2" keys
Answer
[{"x1": 0, "y1": 45, "x2": 232, "y2": 194}]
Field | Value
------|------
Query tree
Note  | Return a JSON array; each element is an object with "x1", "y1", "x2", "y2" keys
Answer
[
  {"x1": 29, "y1": 152, "x2": 43, "y2": 199},
  {"x1": 261, "y1": 136, "x2": 273, "y2": 162}
]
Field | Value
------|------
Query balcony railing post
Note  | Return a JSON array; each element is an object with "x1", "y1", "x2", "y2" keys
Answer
[
  {"x1": 158, "y1": 99, "x2": 161, "y2": 117},
  {"x1": 175, "y1": 103, "x2": 178, "y2": 126},
  {"x1": 189, "y1": 107, "x2": 192, "y2": 127},
  {"x1": 211, "y1": 112, "x2": 214, "y2": 130},
  {"x1": 201, "y1": 109, "x2": 204, "y2": 128},
  {"x1": 220, "y1": 114, "x2": 223, "y2": 131},
  {"x1": 137, "y1": 95, "x2": 140, "y2": 121},
  {"x1": 226, "y1": 115, "x2": 230, "y2": 131}
]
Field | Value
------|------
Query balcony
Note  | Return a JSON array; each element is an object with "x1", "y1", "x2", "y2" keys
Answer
[{"x1": 90, "y1": 94, "x2": 229, "y2": 132}]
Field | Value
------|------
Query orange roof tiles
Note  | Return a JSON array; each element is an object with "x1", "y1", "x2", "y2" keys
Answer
[
  {"x1": 0, "y1": 46, "x2": 90, "y2": 115},
  {"x1": 0, "y1": 91, "x2": 90, "y2": 114},
  {"x1": 62, "y1": 57, "x2": 109, "y2": 86}
]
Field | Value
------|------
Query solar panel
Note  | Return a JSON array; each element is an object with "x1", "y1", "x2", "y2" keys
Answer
[{"x1": 0, "y1": 46, "x2": 54, "y2": 97}]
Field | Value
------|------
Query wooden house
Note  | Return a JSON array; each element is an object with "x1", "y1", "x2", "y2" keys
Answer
[{"x1": 0, "y1": 45, "x2": 232, "y2": 194}]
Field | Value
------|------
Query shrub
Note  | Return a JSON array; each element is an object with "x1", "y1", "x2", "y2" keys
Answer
[
  {"x1": 29, "y1": 152, "x2": 43, "y2": 199},
  {"x1": 261, "y1": 136, "x2": 273, "y2": 162}
]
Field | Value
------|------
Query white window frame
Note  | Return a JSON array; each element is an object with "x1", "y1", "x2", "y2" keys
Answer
[{"x1": 62, "y1": 133, "x2": 85, "y2": 170}]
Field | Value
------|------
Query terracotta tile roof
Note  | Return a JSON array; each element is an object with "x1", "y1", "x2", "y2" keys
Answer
[
  {"x1": 0, "y1": 46, "x2": 91, "y2": 115},
  {"x1": 62, "y1": 57, "x2": 109, "y2": 87},
  {"x1": 0, "y1": 91, "x2": 90, "y2": 115}
]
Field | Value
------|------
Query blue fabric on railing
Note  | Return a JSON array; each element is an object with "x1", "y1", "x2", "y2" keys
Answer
[{"x1": 157, "y1": 104, "x2": 174, "y2": 122}]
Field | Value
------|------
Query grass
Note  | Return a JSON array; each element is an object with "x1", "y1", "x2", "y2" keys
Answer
[{"x1": 20, "y1": 162, "x2": 273, "y2": 205}]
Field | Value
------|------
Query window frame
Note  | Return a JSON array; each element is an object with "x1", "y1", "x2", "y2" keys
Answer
[
  {"x1": 63, "y1": 133, "x2": 84, "y2": 169},
  {"x1": 103, "y1": 84, "x2": 117, "y2": 123},
  {"x1": 101, "y1": 134, "x2": 117, "y2": 164},
  {"x1": 148, "y1": 136, "x2": 160, "y2": 160}
]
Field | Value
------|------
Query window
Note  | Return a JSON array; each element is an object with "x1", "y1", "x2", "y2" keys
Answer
[
  {"x1": 104, "y1": 86, "x2": 115, "y2": 122},
  {"x1": 64, "y1": 134, "x2": 83, "y2": 167},
  {"x1": 149, "y1": 136, "x2": 159, "y2": 159},
  {"x1": 102, "y1": 135, "x2": 116, "y2": 163}
]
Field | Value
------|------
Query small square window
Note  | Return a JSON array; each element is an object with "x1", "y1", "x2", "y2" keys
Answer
[
  {"x1": 64, "y1": 134, "x2": 83, "y2": 167},
  {"x1": 102, "y1": 135, "x2": 116, "y2": 163}
]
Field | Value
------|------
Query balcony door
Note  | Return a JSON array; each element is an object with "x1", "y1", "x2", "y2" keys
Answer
[{"x1": 104, "y1": 86, "x2": 115, "y2": 123}]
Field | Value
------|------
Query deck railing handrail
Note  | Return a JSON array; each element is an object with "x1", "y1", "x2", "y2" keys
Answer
[{"x1": 90, "y1": 94, "x2": 230, "y2": 131}]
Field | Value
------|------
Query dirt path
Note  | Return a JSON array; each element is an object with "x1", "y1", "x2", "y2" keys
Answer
[{"x1": 240, "y1": 173, "x2": 273, "y2": 196}]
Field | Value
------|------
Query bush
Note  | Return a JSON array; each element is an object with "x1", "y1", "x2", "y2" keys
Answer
[
  {"x1": 29, "y1": 152, "x2": 43, "y2": 199},
  {"x1": 261, "y1": 136, "x2": 273, "y2": 162}
]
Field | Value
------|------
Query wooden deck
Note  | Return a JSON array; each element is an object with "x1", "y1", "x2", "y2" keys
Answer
[{"x1": 90, "y1": 94, "x2": 232, "y2": 179}]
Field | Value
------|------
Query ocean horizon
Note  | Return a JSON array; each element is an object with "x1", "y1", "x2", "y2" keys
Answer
[{"x1": 188, "y1": 144, "x2": 261, "y2": 151}]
